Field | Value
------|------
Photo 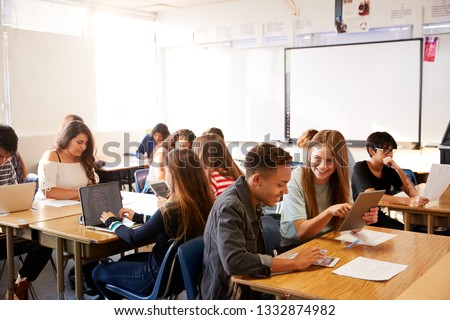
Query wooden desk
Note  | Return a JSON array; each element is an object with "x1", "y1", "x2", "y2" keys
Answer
[
  {"x1": 96, "y1": 155, "x2": 146, "y2": 191},
  {"x1": 379, "y1": 185, "x2": 450, "y2": 234},
  {"x1": 396, "y1": 251, "x2": 450, "y2": 299},
  {"x1": 0, "y1": 202, "x2": 81, "y2": 299},
  {"x1": 29, "y1": 191, "x2": 157, "y2": 299},
  {"x1": 232, "y1": 226, "x2": 450, "y2": 300}
]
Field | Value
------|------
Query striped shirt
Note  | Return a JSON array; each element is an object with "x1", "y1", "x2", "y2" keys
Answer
[
  {"x1": 209, "y1": 169, "x2": 235, "y2": 197},
  {"x1": 0, "y1": 161, "x2": 17, "y2": 186}
]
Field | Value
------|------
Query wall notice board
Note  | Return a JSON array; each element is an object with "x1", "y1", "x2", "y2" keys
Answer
[{"x1": 285, "y1": 39, "x2": 423, "y2": 148}]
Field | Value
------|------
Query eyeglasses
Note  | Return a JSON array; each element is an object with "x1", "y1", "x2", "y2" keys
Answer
[{"x1": 374, "y1": 147, "x2": 396, "y2": 155}]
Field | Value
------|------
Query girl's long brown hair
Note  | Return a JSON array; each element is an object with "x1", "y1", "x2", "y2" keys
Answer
[
  {"x1": 192, "y1": 133, "x2": 243, "y2": 180},
  {"x1": 301, "y1": 130, "x2": 350, "y2": 225},
  {"x1": 55, "y1": 120, "x2": 97, "y2": 184},
  {"x1": 162, "y1": 148, "x2": 215, "y2": 240}
]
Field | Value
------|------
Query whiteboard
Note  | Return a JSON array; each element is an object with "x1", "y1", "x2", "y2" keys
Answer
[{"x1": 286, "y1": 39, "x2": 423, "y2": 147}]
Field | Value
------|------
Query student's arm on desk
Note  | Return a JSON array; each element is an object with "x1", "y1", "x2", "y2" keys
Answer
[
  {"x1": 364, "y1": 187, "x2": 428, "y2": 207},
  {"x1": 271, "y1": 247, "x2": 324, "y2": 274},
  {"x1": 43, "y1": 188, "x2": 79, "y2": 200}
]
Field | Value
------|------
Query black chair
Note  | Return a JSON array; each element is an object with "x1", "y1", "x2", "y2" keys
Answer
[
  {"x1": 105, "y1": 240, "x2": 182, "y2": 299},
  {"x1": 261, "y1": 216, "x2": 281, "y2": 257},
  {"x1": 177, "y1": 236, "x2": 204, "y2": 300},
  {"x1": 134, "y1": 169, "x2": 148, "y2": 193}
]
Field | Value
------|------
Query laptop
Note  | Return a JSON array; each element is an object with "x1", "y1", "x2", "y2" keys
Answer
[
  {"x1": 0, "y1": 182, "x2": 36, "y2": 215},
  {"x1": 79, "y1": 181, "x2": 134, "y2": 233},
  {"x1": 338, "y1": 190, "x2": 385, "y2": 232}
]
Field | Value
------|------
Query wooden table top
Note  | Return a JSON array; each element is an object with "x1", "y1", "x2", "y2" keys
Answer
[
  {"x1": 0, "y1": 201, "x2": 81, "y2": 229},
  {"x1": 233, "y1": 226, "x2": 450, "y2": 300},
  {"x1": 379, "y1": 185, "x2": 450, "y2": 214}
]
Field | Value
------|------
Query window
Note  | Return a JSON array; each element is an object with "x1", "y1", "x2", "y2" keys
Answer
[{"x1": 94, "y1": 11, "x2": 157, "y2": 131}]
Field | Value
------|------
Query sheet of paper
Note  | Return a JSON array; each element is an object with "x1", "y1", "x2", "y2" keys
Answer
[
  {"x1": 42, "y1": 199, "x2": 80, "y2": 207},
  {"x1": 332, "y1": 256, "x2": 408, "y2": 281},
  {"x1": 422, "y1": 164, "x2": 450, "y2": 201},
  {"x1": 335, "y1": 229, "x2": 397, "y2": 246}
]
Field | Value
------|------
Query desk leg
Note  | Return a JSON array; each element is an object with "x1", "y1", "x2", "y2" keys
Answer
[
  {"x1": 56, "y1": 238, "x2": 66, "y2": 300},
  {"x1": 427, "y1": 215, "x2": 434, "y2": 234},
  {"x1": 6, "y1": 226, "x2": 15, "y2": 299},
  {"x1": 404, "y1": 212, "x2": 411, "y2": 231},
  {"x1": 74, "y1": 242, "x2": 83, "y2": 300}
]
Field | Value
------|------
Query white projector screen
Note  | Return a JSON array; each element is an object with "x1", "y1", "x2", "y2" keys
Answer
[{"x1": 285, "y1": 39, "x2": 423, "y2": 148}]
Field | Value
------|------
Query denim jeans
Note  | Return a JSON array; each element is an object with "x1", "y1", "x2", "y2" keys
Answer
[{"x1": 91, "y1": 252, "x2": 159, "y2": 300}]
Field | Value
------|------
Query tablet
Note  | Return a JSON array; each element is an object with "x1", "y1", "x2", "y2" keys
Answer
[
  {"x1": 149, "y1": 180, "x2": 170, "y2": 198},
  {"x1": 338, "y1": 190, "x2": 385, "y2": 232}
]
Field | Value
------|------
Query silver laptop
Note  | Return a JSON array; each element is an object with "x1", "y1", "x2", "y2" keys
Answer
[
  {"x1": 79, "y1": 181, "x2": 130, "y2": 233},
  {"x1": 338, "y1": 190, "x2": 385, "y2": 232},
  {"x1": 0, "y1": 182, "x2": 36, "y2": 215}
]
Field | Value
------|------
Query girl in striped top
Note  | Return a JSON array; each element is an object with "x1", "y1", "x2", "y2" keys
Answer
[{"x1": 192, "y1": 133, "x2": 243, "y2": 197}]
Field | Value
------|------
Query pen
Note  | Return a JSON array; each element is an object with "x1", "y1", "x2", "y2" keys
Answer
[{"x1": 345, "y1": 239, "x2": 360, "y2": 249}]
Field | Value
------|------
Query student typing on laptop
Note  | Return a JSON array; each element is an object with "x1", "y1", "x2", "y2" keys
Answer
[
  {"x1": 280, "y1": 130, "x2": 378, "y2": 253},
  {"x1": 92, "y1": 149, "x2": 215, "y2": 299},
  {"x1": 37, "y1": 120, "x2": 98, "y2": 200},
  {"x1": 0, "y1": 124, "x2": 53, "y2": 300},
  {"x1": 352, "y1": 131, "x2": 429, "y2": 230}
]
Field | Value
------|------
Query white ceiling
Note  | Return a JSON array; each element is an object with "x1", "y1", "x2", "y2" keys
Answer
[{"x1": 82, "y1": 0, "x2": 241, "y2": 15}]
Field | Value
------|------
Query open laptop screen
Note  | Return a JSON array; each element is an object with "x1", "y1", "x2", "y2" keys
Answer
[{"x1": 79, "y1": 181, "x2": 122, "y2": 227}]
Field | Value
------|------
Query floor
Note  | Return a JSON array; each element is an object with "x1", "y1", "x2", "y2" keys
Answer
[{"x1": 0, "y1": 249, "x2": 188, "y2": 300}]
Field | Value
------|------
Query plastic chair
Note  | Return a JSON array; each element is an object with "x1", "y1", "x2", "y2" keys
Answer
[
  {"x1": 261, "y1": 216, "x2": 281, "y2": 257},
  {"x1": 402, "y1": 169, "x2": 417, "y2": 185},
  {"x1": 105, "y1": 240, "x2": 182, "y2": 299},
  {"x1": 134, "y1": 168, "x2": 149, "y2": 193},
  {"x1": 177, "y1": 236, "x2": 204, "y2": 300}
]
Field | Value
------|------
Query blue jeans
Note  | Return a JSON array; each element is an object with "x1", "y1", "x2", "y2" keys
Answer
[{"x1": 91, "y1": 252, "x2": 159, "y2": 300}]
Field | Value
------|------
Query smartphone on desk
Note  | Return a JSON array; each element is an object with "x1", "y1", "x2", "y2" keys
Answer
[{"x1": 149, "y1": 180, "x2": 170, "y2": 198}]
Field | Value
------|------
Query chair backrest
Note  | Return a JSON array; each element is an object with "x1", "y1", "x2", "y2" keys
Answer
[
  {"x1": 134, "y1": 168, "x2": 149, "y2": 193},
  {"x1": 177, "y1": 236, "x2": 204, "y2": 300},
  {"x1": 105, "y1": 240, "x2": 181, "y2": 299},
  {"x1": 402, "y1": 169, "x2": 417, "y2": 185},
  {"x1": 261, "y1": 215, "x2": 281, "y2": 257}
]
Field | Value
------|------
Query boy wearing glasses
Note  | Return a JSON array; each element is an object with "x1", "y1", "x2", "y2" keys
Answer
[
  {"x1": 351, "y1": 131, "x2": 429, "y2": 230},
  {"x1": 0, "y1": 124, "x2": 53, "y2": 299}
]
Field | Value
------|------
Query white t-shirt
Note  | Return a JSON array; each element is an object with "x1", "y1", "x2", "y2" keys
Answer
[{"x1": 37, "y1": 160, "x2": 98, "y2": 199}]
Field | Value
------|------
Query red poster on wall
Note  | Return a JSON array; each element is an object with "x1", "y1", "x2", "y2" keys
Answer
[{"x1": 424, "y1": 36, "x2": 438, "y2": 62}]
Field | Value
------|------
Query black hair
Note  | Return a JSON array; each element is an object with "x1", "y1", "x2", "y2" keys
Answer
[
  {"x1": 365, "y1": 131, "x2": 397, "y2": 157},
  {"x1": 0, "y1": 124, "x2": 18, "y2": 154}
]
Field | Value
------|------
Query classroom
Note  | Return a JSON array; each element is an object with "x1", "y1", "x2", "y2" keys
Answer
[{"x1": 1, "y1": 0, "x2": 450, "y2": 308}]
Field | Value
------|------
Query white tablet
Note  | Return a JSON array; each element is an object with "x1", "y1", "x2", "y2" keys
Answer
[
  {"x1": 338, "y1": 190, "x2": 385, "y2": 232},
  {"x1": 149, "y1": 180, "x2": 170, "y2": 198}
]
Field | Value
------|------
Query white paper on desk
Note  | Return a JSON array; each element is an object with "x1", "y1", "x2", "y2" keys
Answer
[
  {"x1": 422, "y1": 164, "x2": 450, "y2": 201},
  {"x1": 335, "y1": 229, "x2": 396, "y2": 246},
  {"x1": 332, "y1": 256, "x2": 408, "y2": 281},
  {"x1": 42, "y1": 199, "x2": 80, "y2": 207}
]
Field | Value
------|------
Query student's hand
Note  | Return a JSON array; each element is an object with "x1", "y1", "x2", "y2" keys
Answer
[
  {"x1": 382, "y1": 156, "x2": 400, "y2": 170},
  {"x1": 362, "y1": 206, "x2": 378, "y2": 225},
  {"x1": 407, "y1": 196, "x2": 429, "y2": 207},
  {"x1": 291, "y1": 247, "x2": 325, "y2": 270},
  {"x1": 119, "y1": 208, "x2": 135, "y2": 220},
  {"x1": 100, "y1": 211, "x2": 115, "y2": 223},
  {"x1": 326, "y1": 203, "x2": 352, "y2": 218}
]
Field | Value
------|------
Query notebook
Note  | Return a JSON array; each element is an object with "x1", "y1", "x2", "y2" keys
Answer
[
  {"x1": 338, "y1": 190, "x2": 385, "y2": 232},
  {"x1": 79, "y1": 181, "x2": 134, "y2": 233},
  {"x1": 0, "y1": 182, "x2": 36, "y2": 215}
]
